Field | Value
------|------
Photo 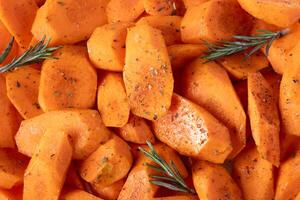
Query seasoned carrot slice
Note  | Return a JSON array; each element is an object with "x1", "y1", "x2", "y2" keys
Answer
[
  {"x1": 248, "y1": 72, "x2": 280, "y2": 166},
  {"x1": 118, "y1": 114, "x2": 155, "y2": 144},
  {"x1": 80, "y1": 135, "x2": 133, "y2": 188},
  {"x1": 23, "y1": 130, "x2": 72, "y2": 200},
  {"x1": 0, "y1": 0, "x2": 37, "y2": 48},
  {"x1": 39, "y1": 46, "x2": 97, "y2": 112},
  {"x1": 275, "y1": 151, "x2": 300, "y2": 200},
  {"x1": 237, "y1": 0, "x2": 300, "y2": 27},
  {"x1": 181, "y1": 0, "x2": 252, "y2": 43},
  {"x1": 0, "y1": 75, "x2": 21, "y2": 148},
  {"x1": 87, "y1": 22, "x2": 132, "y2": 72},
  {"x1": 0, "y1": 149, "x2": 28, "y2": 189},
  {"x1": 233, "y1": 145, "x2": 275, "y2": 200},
  {"x1": 124, "y1": 24, "x2": 173, "y2": 120},
  {"x1": 61, "y1": 189, "x2": 104, "y2": 200},
  {"x1": 182, "y1": 0, "x2": 208, "y2": 9},
  {"x1": 153, "y1": 94, "x2": 233, "y2": 163},
  {"x1": 92, "y1": 179, "x2": 125, "y2": 200},
  {"x1": 97, "y1": 73, "x2": 130, "y2": 127},
  {"x1": 0, "y1": 186, "x2": 23, "y2": 200},
  {"x1": 192, "y1": 160, "x2": 243, "y2": 200},
  {"x1": 154, "y1": 196, "x2": 199, "y2": 200},
  {"x1": 137, "y1": 16, "x2": 182, "y2": 45},
  {"x1": 167, "y1": 44, "x2": 206, "y2": 70},
  {"x1": 182, "y1": 59, "x2": 246, "y2": 158},
  {"x1": 143, "y1": 0, "x2": 175, "y2": 16},
  {"x1": 31, "y1": 0, "x2": 109, "y2": 45},
  {"x1": 218, "y1": 52, "x2": 269, "y2": 80},
  {"x1": 106, "y1": 0, "x2": 144, "y2": 23},
  {"x1": 6, "y1": 67, "x2": 43, "y2": 119},
  {"x1": 15, "y1": 109, "x2": 111, "y2": 159}
]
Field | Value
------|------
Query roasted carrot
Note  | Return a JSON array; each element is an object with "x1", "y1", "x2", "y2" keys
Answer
[
  {"x1": 192, "y1": 160, "x2": 243, "y2": 200},
  {"x1": 154, "y1": 196, "x2": 199, "y2": 200},
  {"x1": 106, "y1": 0, "x2": 145, "y2": 23},
  {"x1": 35, "y1": 0, "x2": 45, "y2": 6},
  {"x1": 118, "y1": 114, "x2": 155, "y2": 144},
  {"x1": 167, "y1": 44, "x2": 206, "y2": 69},
  {"x1": 181, "y1": 0, "x2": 252, "y2": 43},
  {"x1": 248, "y1": 72, "x2": 280, "y2": 166},
  {"x1": 124, "y1": 24, "x2": 174, "y2": 120},
  {"x1": 87, "y1": 22, "x2": 133, "y2": 72},
  {"x1": 79, "y1": 135, "x2": 133, "y2": 187},
  {"x1": 39, "y1": 46, "x2": 97, "y2": 112},
  {"x1": 182, "y1": 0, "x2": 208, "y2": 9},
  {"x1": 181, "y1": 58, "x2": 246, "y2": 158},
  {"x1": 0, "y1": 0, "x2": 38, "y2": 48},
  {"x1": 6, "y1": 67, "x2": 43, "y2": 119},
  {"x1": 61, "y1": 189, "x2": 104, "y2": 200},
  {"x1": 153, "y1": 94, "x2": 233, "y2": 163},
  {"x1": 0, "y1": 21, "x2": 18, "y2": 65},
  {"x1": 97, "y1": 73, "x2": 130, "y2": 127},
  {"x1": 0, "y1": 149, "x2": 28, "y2": 189},
  {"x1": 15, "y1": 109, "x2": 111, "y2": 159},
  {"x1": 275, "y1": 151, "x2": 300, "y2": 200},
  {"x1": 233, "y1": 145, "x2": 275, "y2": 200},
  {"x1": 92, "y1": 179, "x2": 125, "y2": 200},
  {"x1": 31, "y1": 0, "x2": 109, "y2": 45},
  {"x1": 23, "y1": 130, "x2": 72, "y2": 200},
  {"x1": 0, "y1": 75, "x2": 21, "y2": 148},
  {"x1": 65, "y1": 163, "x2": 84, "y2": 190},
  {"x1": 0, "y1": 186, "x2": 23, "y2": 200},
  {"x1": 137, "y1": 16, "x2": 182, "y2": 45},
  {"x1": 218, "y1": 52, "x2": 269, "y2": 80},
  {"x1": 237, "y1": 0, "x2": 300, "y2": 27}
]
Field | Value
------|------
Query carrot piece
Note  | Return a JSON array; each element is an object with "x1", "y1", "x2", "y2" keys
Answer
[
  {"x1": 296, "y1": 193, "x2": 300, "y2": 200},
  {"x1": 250, "y1": 19, "x2": 280, "y2": 36},
  {"x1": 106, "y1": 0, "x2": 145, "y2": 23},
  {"x1": 92, "y1": 179, "x2": 125, "y2": 200},
  {"x1": 237, "y1": 0, "x2": 300, "y2": 27},
  {"x1": 262, "y1": 71, "x2": 281, "y2": 105},
  {"x1": 181, "y1": 59, "x2": 246, "y2": 158},
  {"x1": 153, "y1": 94, "x2": 233, "y2": 163},
  {"x1": 182, "y1": 0, "x2": 208, "y2": 9},
  {"x1": 23, "y1": 130, "x2": 72, "y2": 200},
  {"x1": 118, "y1": 143, "x2": 187, "y2": 200},
  {"x1": 154, "y1": 196, "x2": 199, "y2": 200},
  {"x1": 0, "y1": 75, "x2": 21, "y2": 148},
  {"x1": 87, "y1": 22, "x2": 132, "y2": 72},
  {"x1": 35, "y1": 0, "x2": 46, "y2": 6},
  {"x1": 267, "y1": 23, "x2": 300, "y2": 74},
  {"x1": 0, "y1": 149, "x2": 28, "y2": 189},
  {"x1": 167, "y1": 44, "x2": 206, "y2": 70},
  {"x1": 234, "y1": 80, "x2": 248, "y2": 110},
  {"x1": 248, "y1": 72, "x2": 280, "y2": 166},
  {"x1": 31, "y1": 0, "x2": 108, "y2": 45},
  {"x1": 124, "y1": 24, "x2": 173, "y2": 120},
  {"x1": 15, "y1": 109, "x2": 111, "y2": 159},
  {"x1": 279, "y1": 63, "x2": 300, "y2": 137},
  {"x1": 97, "y1": 73, "x2": 130, "y2": 127},
  {"x1": 0, "y1": 186, "x2": 23, "y2": 200},
  {"x1": 79, "y1": 135, "x2": 133, "y2": 188},
  {"x1": 143, "y1": 0, "x2": 175, "y2": 16},
  {"x1": 192, "y1": 160, "x2": 243, "y2": 200},
  {"x1": 61, "y1": 189, "x2": 104, "y2": 200},
  {"x1": 275, "y1": 151, "x2": 300, "y2": 200},
  {"x1": 137, "y1": 16, "x2": 182, "y2": 45},
  {"x1": 38, "y1": 46, "x2": 97, "y2": 112},
  {"x1": 6, "y1": 67, "x2": 43, "y2": 119},
  {"x1": 280, "y1": 133, "x2": 300, "y2": 161},
  {"x1": 118, "y1": 114, "x2": 155, "y2": 144},
  {"x1": 218, "y1": 52, "x2": 269, "y2": 80},
  {"x1": 65, "y1": 163, "x2": 84, "y2": 190},
  {"x1": 233, "y1": 145, "x2": 274, "y2": 200},
  {"x1": 0, "y1": 21, "x2": 18, "y2": 65},
  {"x1": 181, "y1": 0, "x2": 252, "y2": 43},
  {"x1": 0, "y1": 0, "x2": 37, "y2": 48}
]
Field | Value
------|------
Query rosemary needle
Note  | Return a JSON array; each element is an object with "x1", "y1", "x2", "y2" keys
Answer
[
  {"x1": 0, "y1": 36, "x2": 62, "y2": 73},
  {"x1": 138, "y1": 141, "x2": 196, "y2": 195},
  {"x1": 202, "y1": 28, "x2": 290, "y2": 61}
]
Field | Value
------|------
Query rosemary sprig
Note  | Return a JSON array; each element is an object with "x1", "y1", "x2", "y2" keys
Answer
[
  {"x1": 202, "y1": 28, "x2": 290, "y2": 61},
  {"x1": 0, "y1": 36, "x2": 62, "y2": 73},
  {"x1": 138, "y1": 141, "x2": 196, "y2": 195}
]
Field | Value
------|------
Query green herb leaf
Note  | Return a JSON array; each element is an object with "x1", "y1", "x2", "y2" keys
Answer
[
  {"x1": 139, "y1": 141, "x2": 196, "y2": 195},
  {"x1": 0, "y1": 37, "x2": 14, "y2": 64},
  {"x1": 202, "y1": 28, "x2": 290, "y2": 61}
]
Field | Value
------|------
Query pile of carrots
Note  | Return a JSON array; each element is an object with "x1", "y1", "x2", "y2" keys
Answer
[{"x1": 0, "y1": 0, "x2": 300, "y2": 199}]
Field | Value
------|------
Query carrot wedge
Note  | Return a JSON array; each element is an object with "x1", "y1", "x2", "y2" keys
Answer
[
  {"x1": 124, "y1": 24, "x2": 173, "y2": 120},
  {"x1": 61, "y1": 189, "x2": 104, "y2": 200}
]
